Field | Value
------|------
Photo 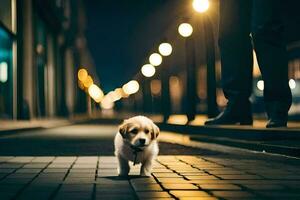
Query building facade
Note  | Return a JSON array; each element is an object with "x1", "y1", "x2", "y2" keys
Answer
[{"x1": 0, "y1": 0, "x2": 95, "y2": 120}]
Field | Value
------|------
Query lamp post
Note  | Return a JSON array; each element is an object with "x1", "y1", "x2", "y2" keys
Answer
[
  {"x1": 178, "y1": 22, "x2": 197, "y2": 122},
  {"x1": 193, "y1": 0, "x2": 218, "y2": 117},
  {"x1": 158, "y1": 42, "x2": 173, "y2": 122}
]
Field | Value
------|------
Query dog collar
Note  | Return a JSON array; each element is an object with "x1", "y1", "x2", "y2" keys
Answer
[{"x1": 130, "y1": 145, "x2": 143, "y2": 166}]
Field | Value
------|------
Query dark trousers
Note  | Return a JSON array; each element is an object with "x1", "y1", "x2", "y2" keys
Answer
[{"x1": 219, "y1": 0, "x2": 292, "y2": 116}]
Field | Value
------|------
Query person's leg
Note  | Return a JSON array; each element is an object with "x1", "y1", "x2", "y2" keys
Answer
[
  {"x1": 252, "y1": 0, "x2": 292, "y2": 127},
  {"x1": 205, "y1": 0, "x2": 253, "y2": 125}
]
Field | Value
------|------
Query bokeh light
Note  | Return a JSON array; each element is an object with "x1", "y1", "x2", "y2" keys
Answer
[
  {"x1": 122, "y1": 80, "x2": 140, "y2": 95},
  {"x1": 178, "y1": 23, "x2": 193, "y2": 37},
  {"x1": 83, "y1": 75, "x2": 93, "y2": 88},
  {"x1": 158, "y1": 43, "x2": 172, "y2": 56},
  {"x1": 88, "y1": 84, "x2": 104, "y2": 102},
  {"x1": 257, "y1": 80, "x2": 264, "y2": 91},
  {"x1": 149, "y1": 53, "x2": 162, "y2": 66},
  {"x1": 77, "y1": 68, "x2": 88, "y2": 82},
  {"x1": 289, "y1": 79, "x2": 296, "y2": 89},
  {"x1": 192, "y1": 0, "x2": 209, "y2": 13},
  {"x1": 141, "y1": 64, "x2": 156, "y2": 77}
]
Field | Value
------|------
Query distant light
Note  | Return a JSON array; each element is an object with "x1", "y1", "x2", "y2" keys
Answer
[
  {"x1": 289, "y1": 79, "x2": 296, "y2": 89},
  {"x1": 257, "y1": 80, "x2": 264, "y2": 91},
  {"x1": 83, "y1": 75, "x2": 93, "y2": 88},
  {"x1": 88, "y1": 84, "x2": 104, "y2": 102},
  {"x1": 141, "y1": 64, "x2": 156, "y2": 77},
  {"x1": 149, "y1": 53, "x2": 162, "y2": 66},
  {"x1": 193, "y1": 0, "x2": 209, "y2": 13},
  {"x1": 150, "y1": 79, "x2": 161, "y2": 96},
  {"x1": 0, "y1": 62, "x2": 8, "y2": 83},
  {"x1": 178, "y1": 23, "x2": 193, "y2": 37},
  {"x1": 122, "y1": 80, "x2": 140, "y2": 95},
  {"x1": 158, "y1": 43, "x2": 172, "y2": 56},
  {"x1": 78, "y1": 68, "x2": 88, "y2": 82},
  {"x1": 107, "y1": 91, "x2": 122, "y2": 102}
]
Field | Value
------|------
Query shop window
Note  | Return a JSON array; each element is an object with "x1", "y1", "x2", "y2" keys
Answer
[{"x1": 0, "y1": 26, "x2": 13, "y2": 118}]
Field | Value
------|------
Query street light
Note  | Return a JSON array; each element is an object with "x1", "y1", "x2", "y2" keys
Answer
[
  {"x1": 158, "y1": 43, "x2": 173, "y2": 56},
  {"x1": 141, "y1": 64, "x2": 156, "y2": 77},
  {"x1": 192, "y1": 0, "x2": 209, "y2": 13},
  {"x1": 88, "y1": 84, "x2": 104, "y2": 102},
  {"x1": 122, "y1": 80, "x2": 140, "y2": 95},
  {"x1": 83, "y1": 75, "x2": 93, "y2": 88},
  {"x1": 178, "y1": 23, "x2": 193, "y2": 37},
  {"x1": 149, "y1": 53, "x2": 162, "y2": 66},
  {"x1": 77, "y1": 68, "x2": 88, "y2": 82}
]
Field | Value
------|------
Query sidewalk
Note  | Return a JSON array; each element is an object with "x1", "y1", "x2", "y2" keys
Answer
[
  {"x1": 0, "y1": 155, "x2": 299, "y2": 200},
  {"x1": 0, "y1": 114, "x2": 92, "y2": 135}
]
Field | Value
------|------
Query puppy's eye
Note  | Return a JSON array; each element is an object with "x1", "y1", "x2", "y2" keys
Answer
[
  {"x1": 144, "y1": 129, "x2": 149, "y2": 134},
  {"x1": 130, "y1": 128, "x2": 138, "y2": 134}
]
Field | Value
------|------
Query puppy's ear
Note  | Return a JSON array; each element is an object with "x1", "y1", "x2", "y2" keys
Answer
[
  {"x1": 119, "y1": 121, "x2": 128, "y2": 138},
  {"x1": 151, "y1": 123, "x2": 160, "y2": 139}
]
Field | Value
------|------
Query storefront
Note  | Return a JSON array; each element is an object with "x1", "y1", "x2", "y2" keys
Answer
[{"x1": 0, "y1": 0, "x2": 16, "y2": 119}]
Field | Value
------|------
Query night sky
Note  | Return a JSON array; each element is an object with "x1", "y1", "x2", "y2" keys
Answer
[
  {"x1": 84, "y1": 0, "x2": 300, "y2": 93},
  {"x1": 84, "y1": 0, "x2": 172, "y2": 92}
]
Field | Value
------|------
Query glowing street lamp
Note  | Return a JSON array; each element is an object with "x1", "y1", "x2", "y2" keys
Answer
[
  {"x1": 158, "y1": 43, "x2": 172, "y2": 56},
  {"x1": 77, "y1": 68, "x2": 88, "y2": 82},
  {"x1": 178, "y1": 23, "x2": 193, "y2": 37},
  {"x1": 122, "y1": 80, "x2": 140, "y2": 95},
  {"x1": 141, "y1": 64, "x2": 156, "y2": 78},
  {"x1": 83, "y1": 75, "x2": 93, "y2": 88},
  {"x1": 88, "y1": 84, "x2": 104, "y2": 102},
  {"x1": 149, "y1": 53, "x2": 162, "y2": 66},
  {"x1": 193, "y1": 0, "x2": 209, "y2": 13}
]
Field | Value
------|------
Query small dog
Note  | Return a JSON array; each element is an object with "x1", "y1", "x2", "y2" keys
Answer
[{"x1": 114, "y1": 116, "x2": 159, "y2": 177}]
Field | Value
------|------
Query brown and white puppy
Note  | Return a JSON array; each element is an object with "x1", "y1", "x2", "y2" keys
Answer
[{"x1": 114, "y1": 116, "x2": 159, "y2": 177}]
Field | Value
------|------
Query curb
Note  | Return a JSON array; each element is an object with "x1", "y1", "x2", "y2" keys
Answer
[{"x1": 157, "y1": 123, "x2": 300, "y2": 158}]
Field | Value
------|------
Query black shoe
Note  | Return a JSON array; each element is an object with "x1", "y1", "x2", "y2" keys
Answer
[
  {"x1": 205, "y1": 111, "x2": 253, "y2": 125},
  {"x1": 266, "y1": 119, "x2": 287, "y2": 128},
  {"x1": 265, "y1": 101, "x2": 290, "y2": 128}
]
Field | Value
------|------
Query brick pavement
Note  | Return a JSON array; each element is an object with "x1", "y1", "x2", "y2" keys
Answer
[{"x1": 0, "y1": 156, "x2": 300, "y2": 200}]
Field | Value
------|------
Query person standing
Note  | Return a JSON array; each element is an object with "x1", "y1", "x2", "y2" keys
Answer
[{"x1": 205, "y1": 0, "x2": 292, "y2": 128}]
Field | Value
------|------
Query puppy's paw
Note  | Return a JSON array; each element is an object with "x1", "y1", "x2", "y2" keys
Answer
[{"x1": 140, "y1": 171, "x2": 152, "y2": 177}]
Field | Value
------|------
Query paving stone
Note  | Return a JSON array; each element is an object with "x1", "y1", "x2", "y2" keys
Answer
[
  {"x1": 31, "y1": 157, "x2": 55, "y2": 163},
  {"x1": 216, "y1": 175, "x2": 262, "y2": 180},
  {"x1": 198, "y1": 184, "x2": 241, "y2": 190},
  {"x1": 15, "y1": 168, "x2": 42, "y2": 173},
  {"x1": 170, "y1": 190, "x2": 211, "y2": 197},
  {"x1": 0, "y1": 163, "x2": 24, "y2": 168},
  {"x1": 8, "y1": 157, "x2": 34, "y2": 163},
  {"x1": 130, "y1": 177, "x2": 158, "y2": 184},
  {"x1": 54, "y1": 192, "x2": 92, "y2": 200},
  {"x1": 22, "y1": 163, "x2": 48, "y2": 168},
  {"x1": 8, "y1": 173, "x2": 37, "y2": 179},
  {"x1": 162, "y1": 183, "x2": 199, "y2": 190},
  {"x1": 63, "y1": 177, "x2": 95, "y2": 184},
  {"x1": 60, "y1": 184, "x2": 94, "y2": 192},
  {"x1": 43, "y1": 168, "x2": 68, "y2": 173},
  {"x1": 152, "y1": 173, "x2": 182, "y2": 178},
  {"x1": 185, "y1": 175, "x2": 219, "y2": 180},
  {"x1": 178, "y1": 197, "x2": 218, "y2": 200},
  {"x1": 95, "y1": 194, "x2": 136, "y2": 200},
  {"x1": 156, "y1": 177, "x2": 190, "y2": 183},
  {"x1": 137, "y1": 191, "x2": 172, "y2": 198},
  {"x1": 132, "y1": 183, "x2": 163, "y2": 191},
  {"x1": 18, "y1": 191, "x2": 53, "y2": 200},
  {"x1": 243, "y1": 184, "x2": 285, "y2": 190},
  {"x1": 0, "y1": 168, "x2": 16, "y2": 173},
  {"x1": 212, "y1": 191, "x2": 255, "y2": 198}
]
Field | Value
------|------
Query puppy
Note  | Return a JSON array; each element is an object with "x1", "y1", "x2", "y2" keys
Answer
[{"x1": 114, "y1": 116, "x2": 159, "y2": 177}]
